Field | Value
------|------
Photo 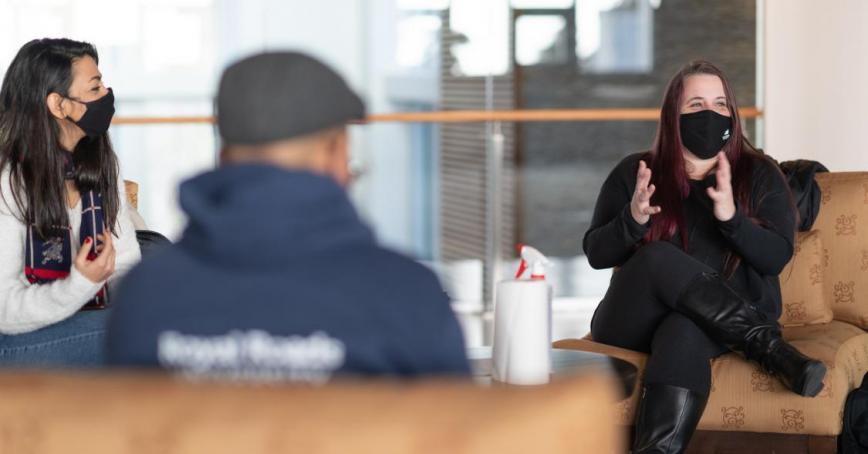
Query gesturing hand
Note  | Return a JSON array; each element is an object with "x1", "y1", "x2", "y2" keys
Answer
[
  {"x1": 706, "y1": 152, "x2": 737, "y2": 221},
  {"x1": 73, "y1": 230, "x2": 116, "y2": 284},
  {"x1": 630, "y1": 160, "x2": 661, "y2": 225}
]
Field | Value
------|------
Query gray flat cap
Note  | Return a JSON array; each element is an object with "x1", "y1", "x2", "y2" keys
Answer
[{"x1": 216, "y1": 52, "x2": 365, "y2": 145}]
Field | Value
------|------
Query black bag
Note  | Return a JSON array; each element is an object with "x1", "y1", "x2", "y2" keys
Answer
[
  {"x1": 135, "y1": 229, "x2": 171, "y2": 258},
  {"x1": 840, "y1": 372, "x2": 868, "y2": 453},
  {"x1": 778, "y1": 159, "x2": 829, "y2": 232}
]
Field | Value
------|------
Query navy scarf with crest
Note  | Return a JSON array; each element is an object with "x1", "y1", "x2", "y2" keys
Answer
[{"x1": 23, "y1": 157, "x2": 108, "y2": 310}]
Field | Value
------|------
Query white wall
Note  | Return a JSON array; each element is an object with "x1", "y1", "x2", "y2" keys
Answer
[{"x1": 764, "y1": 0, "x2": 868, "y2": 171}]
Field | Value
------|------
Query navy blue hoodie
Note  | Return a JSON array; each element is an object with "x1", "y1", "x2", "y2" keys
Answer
[{"x1": 107, "y1": 164, "x2": 470, "y2": 379}]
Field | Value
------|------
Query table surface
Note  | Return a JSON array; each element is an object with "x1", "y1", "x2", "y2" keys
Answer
[{"x1": 468, "y1": 346, "x2": 637, "y2": 396}]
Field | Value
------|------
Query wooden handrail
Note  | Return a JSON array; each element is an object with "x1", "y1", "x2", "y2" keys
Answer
[
  {"x1": 112, "y1": 116, "x2": 215, "y2": 125},
  {"x1": 111, "y1": 107, "x2": 762, "y2": 125}
]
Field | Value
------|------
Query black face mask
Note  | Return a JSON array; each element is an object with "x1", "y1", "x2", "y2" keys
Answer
[
  {"x1": 67, "y1": 88, "x2": 115, "y2": 138},
  {"x1": 679, "y1": 109, "x2": 732, "y2": 159}
]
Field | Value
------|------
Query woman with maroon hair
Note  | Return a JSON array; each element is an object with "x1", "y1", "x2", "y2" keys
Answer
[{"x1": 584, "y1": 60, "x2": 826, "y2": 453}]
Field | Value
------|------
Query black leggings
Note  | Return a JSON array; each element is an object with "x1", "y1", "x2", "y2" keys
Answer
[{"x1": 591, "y1": 241, "x2": 728, "y2": 395}]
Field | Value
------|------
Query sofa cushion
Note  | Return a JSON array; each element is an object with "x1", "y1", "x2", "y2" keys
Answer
[
  {"x1": 555, "y1": 320, "x2": 868, "y2": 436},
  {"x1": 813, "y1": 172, "x2": 868, "y2": 329},
  {"x1": 779, "y1": 230, "x2": 833, "y2": 327}
]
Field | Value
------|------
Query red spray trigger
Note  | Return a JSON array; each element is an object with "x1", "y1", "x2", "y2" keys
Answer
[
  {"x1": 515, "y1": 243, "x2": 527, "y2": 278},
  {"x1": 515, "y1": 259, "x2": 528, "y2": 279},
  {"x1": 516, "y1": 243, "x2": 549, "y2": 280}
]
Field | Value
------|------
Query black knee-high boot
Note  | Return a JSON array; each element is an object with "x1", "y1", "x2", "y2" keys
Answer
[
  {"x1": 632, "y1": 384, "x2": 707, "y2": 454},
  {"x1": 676, "y1": 272, "x2": 826, "y2": 397}
]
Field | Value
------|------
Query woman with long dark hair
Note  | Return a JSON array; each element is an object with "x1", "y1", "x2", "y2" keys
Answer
[
  {"x1": 585, "y1": 61, "x2": 826, "y2": 453},
  {"x1": 0, "y1": 38, "x2": 141, "y2": 366}
]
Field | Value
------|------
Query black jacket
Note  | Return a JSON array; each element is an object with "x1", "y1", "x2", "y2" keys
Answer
[
  {"x1": 107, "y1": 164, "x2": 470, "y2": 380},
  {"x1": 584, "y1": 152, "x2": 796, "y2": 318}
]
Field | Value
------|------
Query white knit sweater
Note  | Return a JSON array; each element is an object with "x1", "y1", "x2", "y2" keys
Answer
[{"x1": 0, "y1": 169, "x2": 141, "y2": 334}]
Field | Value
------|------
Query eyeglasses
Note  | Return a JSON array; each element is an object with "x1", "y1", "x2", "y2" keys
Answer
[{"x1": 348, "y1": 160, "x2": 367, "y2": 185}]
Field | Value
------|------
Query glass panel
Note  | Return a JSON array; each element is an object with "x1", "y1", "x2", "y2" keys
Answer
[
  {"x1": 397, "y1": 0, "x2": 450, "y2": 9},
  {"x1": 395, "y1": 12, "x2": 442, "y2": 70},
  {"x1": 0, "y1": 0, "x2": 759, "y2": 314},
  {"x1": 111, "y1": 122, "x2": 215, "y2": 240},
  {"x1": 515, "y1": 15, "x2": 570, "y2": 66},
  {"x1": 518, "y1": 120, "x2": 658, "y2": 258},
  {"x1": 576, "y1": 0, "x2": 654, "y2": 74},
  {"x1": 447, "y1": 0, "x2": 511, "y2": 77},
  {"x1": 510, "y1": 0, "x2": 574, "y2": 8},
  {"x1": 349, "y1": 122, "x2": 440, "y2": 262},
  {"x1": 0, "y1": 0, "x2": 452, "y2": 245}
]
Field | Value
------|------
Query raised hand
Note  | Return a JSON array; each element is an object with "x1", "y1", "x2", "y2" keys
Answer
[
  {"x1": 706, "y1": 152, "x2": 737, "y2": 221},
  {"x1": 630, "y1": 160, "x2": 662, "y2": 225}
]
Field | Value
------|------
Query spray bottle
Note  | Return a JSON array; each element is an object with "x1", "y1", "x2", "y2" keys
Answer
[{"x1": 492, "y1": 244, "x2": 553, "y2": 385}]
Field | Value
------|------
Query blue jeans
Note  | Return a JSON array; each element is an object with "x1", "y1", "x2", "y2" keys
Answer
[{"x1": 0, "y1": 310, "x2": 109, "y2": 367}]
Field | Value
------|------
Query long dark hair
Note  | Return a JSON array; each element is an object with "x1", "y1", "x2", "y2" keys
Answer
[
  {"x1": 0, "y1": 38, "x2": 119, "y2": 238},
  {"x1": 644, "y1": 60, "x2": 790, "y2": 276}
]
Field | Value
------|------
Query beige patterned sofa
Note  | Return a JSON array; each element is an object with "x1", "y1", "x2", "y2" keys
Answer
[{"x1": 555, "y1": 172, "x2": 868, "y2": 453}]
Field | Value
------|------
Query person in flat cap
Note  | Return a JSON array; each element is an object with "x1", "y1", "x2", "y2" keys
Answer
[{"x1": 105, "y1": 52, "x2": 470, "y2": 381}]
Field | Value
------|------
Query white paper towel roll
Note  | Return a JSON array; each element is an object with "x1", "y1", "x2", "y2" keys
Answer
[{"x1": 492, "y1": 279, "x2": 551, "y2": 385}]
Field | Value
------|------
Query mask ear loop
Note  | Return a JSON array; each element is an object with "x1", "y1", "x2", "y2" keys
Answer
[
  {"x1": 58, "y1": 95, "x2": 88, "y2": 159},
  {"x1": 61, "y1": 95, "x2": 84, "y2": 123}
]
